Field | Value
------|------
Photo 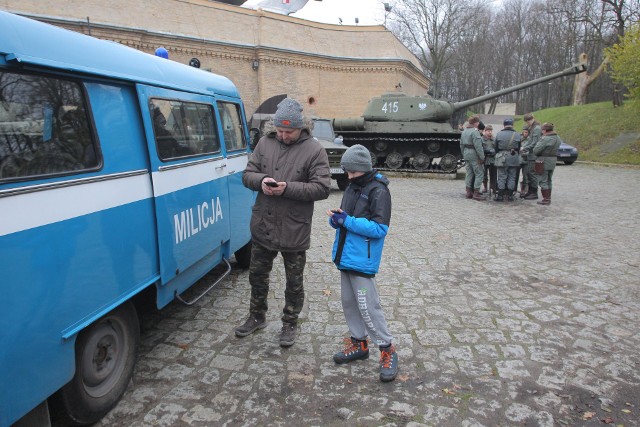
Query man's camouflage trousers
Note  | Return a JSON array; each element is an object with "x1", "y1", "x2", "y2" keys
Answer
[{"x1": 248, "y1": 242, "x2": 306, "y2": 324}]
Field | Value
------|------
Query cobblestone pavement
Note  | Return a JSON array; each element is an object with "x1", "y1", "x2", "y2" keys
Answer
[{"x1": 98, "y1": 163, "x2": 640, "y2": 427}]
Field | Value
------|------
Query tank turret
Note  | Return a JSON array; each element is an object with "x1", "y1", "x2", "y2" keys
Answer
[{"x1": 333, "y1": 63, "x2": 586, "y2": 173}]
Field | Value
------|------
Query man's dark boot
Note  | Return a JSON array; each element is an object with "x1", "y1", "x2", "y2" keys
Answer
[
  {"x1": 472, "y1": 189, "x2": 485, "y2": 201},
  {"x1": 482, "y1": 177, "x2": 488, "y2": 193},
  {"x1": 465, "y1": 187, "x2": 473, "y2": 199},
  {"x1": 235, "y1": 313, "x2": 267, "y2": 337},
  {"x1": 279, "y1": 322, "x2": 297, "y2": 347},
  {"x1": 537, "y1": 189, "x2": 551, "y2": 205},
  {"x1": 507, "y1": 189, "x2": 515, "y2": 201},
  {"x1": 494, "y1": 189, "x2": 504, "y2": 202},
  {"x1": 524, "y1": 187, "x2": 539, "y2": 200}
]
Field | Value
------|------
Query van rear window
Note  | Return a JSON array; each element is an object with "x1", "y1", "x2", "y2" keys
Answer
[
  {"x1": 150, "y1": 98, "x2": 220, "y2": 161},
  {"x1": 0, "y1": 71, "x2": 99, "y2": 181}
]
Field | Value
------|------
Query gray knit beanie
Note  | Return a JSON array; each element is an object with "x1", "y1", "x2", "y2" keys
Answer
[
  {"x1": 341, "y1": 144, "x2": 372, "y2": 172},
  {"x1": 273, "y1": 98, "x2": 304, "y2": 129}
]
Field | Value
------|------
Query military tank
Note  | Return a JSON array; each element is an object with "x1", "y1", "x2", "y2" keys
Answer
[{"x1": 332, "y1": 63, "x2": 587, "y2": 173}]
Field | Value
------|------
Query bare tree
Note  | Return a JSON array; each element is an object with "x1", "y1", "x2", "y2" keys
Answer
[
  {"x1": 572, "y1": 52, "x2": 609, "y2": 104},
  {"x1": 390, "y1": 0, "x2": 485, "y2": 99},
  {"x1": 550, "y1": 0, "x2": 640, "y2": 105},
  {"x1": 386, "y1": 0, "x2": 637, "y2": 113}
]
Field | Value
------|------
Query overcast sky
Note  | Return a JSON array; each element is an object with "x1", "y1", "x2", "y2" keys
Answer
[{"x1": 242, "y1": 0, "x2": 390, "y2": 26}]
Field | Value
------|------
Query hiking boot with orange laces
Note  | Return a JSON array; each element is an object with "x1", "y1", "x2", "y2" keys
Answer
[
  {"x1": 333, "y1": 337, "x2": 369, "y2": 364},
  {"x1": 379, "y1": 344, "x2": 398, "y2": 382}
]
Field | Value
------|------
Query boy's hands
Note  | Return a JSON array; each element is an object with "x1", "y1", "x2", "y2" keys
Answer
[
  {"x1": 326, "y1": 208, "x2": 347, "y2": 226},
  {"x1": 330, "y1": 209, "x2": 347, "y2": 225}
]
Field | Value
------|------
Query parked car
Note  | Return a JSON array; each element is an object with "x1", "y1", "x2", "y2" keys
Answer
[
  {"x1": 249, "y1": 114, "x2": 349, "y2": 190},
  {"x1": 557, "y1": 141, "x2": 579, "y2": 165}
]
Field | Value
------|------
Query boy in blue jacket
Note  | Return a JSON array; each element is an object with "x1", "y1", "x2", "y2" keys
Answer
[{"x1": 326, "y1": 144, "x2": 398, "y2": 382}]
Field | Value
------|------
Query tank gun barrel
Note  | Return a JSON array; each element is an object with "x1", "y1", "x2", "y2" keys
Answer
[{"x1": 452, "y1": 63, "x2": 587, "y2": 112}]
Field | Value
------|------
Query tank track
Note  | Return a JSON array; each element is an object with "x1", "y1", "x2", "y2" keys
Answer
[{"x1": 342, "y1": 135, "x2": 463, "y2": 174}]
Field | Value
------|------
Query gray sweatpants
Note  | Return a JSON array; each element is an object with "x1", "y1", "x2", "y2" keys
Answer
[{"x1": 340, "y1": 271, "x2": 393, "y2": 347}]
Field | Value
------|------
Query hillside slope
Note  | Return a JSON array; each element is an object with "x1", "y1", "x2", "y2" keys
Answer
[{"x1": 512, "y1": 101, "x2": 640, "y2": 165}]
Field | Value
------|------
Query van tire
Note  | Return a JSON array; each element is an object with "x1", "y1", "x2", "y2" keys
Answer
[
  {"x1": 234, "y1": 241, "x2": 252, "y2": 269},
  {"x1": 49, "y1": 301, "x2": 139, "y2": 426}
]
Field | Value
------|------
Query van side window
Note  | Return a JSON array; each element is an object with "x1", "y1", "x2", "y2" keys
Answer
[
  {"x1": 149, "y1": 98, "x2": 220, "y2": 161},
  {"x1": 217, "y1": 101, "x2": 246, "y2": 152},
  {"x1": 0, "y1": 71, "x2": 99, "y2": 180}
]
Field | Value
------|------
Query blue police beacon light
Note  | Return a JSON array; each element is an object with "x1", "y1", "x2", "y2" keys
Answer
[{"x1": 155, "y1": 47, "x2": 169, "y2": 59}]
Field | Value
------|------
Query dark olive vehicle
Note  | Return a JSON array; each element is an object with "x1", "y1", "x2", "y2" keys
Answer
[
  {"x1": 332, "y1": 64, "x2": 587, "y2": 174},
  {"x1": 310, "y1": 118, "x2": 350, "y2": 190}
]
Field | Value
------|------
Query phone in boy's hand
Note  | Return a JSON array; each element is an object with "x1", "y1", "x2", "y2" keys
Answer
[{"x1": 265, "y1": 181, "x2": 279, "y2": 187}]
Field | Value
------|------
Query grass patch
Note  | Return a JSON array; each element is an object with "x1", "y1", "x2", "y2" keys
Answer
[{"x1": 510, "y1": 100, "x2": 640, "y2": 165}]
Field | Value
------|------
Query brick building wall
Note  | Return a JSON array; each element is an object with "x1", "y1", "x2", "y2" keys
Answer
[{"x1": 1, "y1": 0, "x2": 429, "y2": 120}]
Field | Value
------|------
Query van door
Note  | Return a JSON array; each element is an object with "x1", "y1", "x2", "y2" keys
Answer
[
  {"x1": 136, "y1": 84, "x2": 230, "y2": 304},
  {"x1": 215, "y1": 99, "x2": 253, "y2": 255}
]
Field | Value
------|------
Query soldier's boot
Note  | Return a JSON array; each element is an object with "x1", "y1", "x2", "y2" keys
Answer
[
  {"x1": 465, "y1": 187, "x2": 473, "y2": 199},
  {"x1": 507, "y1": 189, "x2": 515, "y2": 201},
  {"x1": 472, "y1": 189, "x2": 486, "y2": 201},
  {"x1": 524, "y1": 187, "x2": 539, "y2": 200},
  {"x1": 482, "y1": 177, "x2": 488, "y2": 193},
  {"x1": 520, "y1": 182, "x2": 528, "y2": 198},
  {"x1": 537, "y1": 189, "x2": 551, "y2": 205},
  {"x1": 494, "y1": 189, "x2": 504, "y2": 202}
]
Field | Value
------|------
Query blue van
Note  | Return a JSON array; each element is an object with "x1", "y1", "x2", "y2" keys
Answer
[{"x1": 0, "y1": 11, "x2": 253, "y2": 426}]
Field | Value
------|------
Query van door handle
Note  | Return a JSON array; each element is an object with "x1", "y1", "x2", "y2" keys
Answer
[{"x1": 215, "y1": 163, "x2": 227, "y2": 170}]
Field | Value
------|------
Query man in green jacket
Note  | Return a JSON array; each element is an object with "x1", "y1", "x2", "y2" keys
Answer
[
  {"x1": 236, "y1": 98, "x2": 331, "y2": 347},
  {"x1": 522, "y1": 112, "x2": 542, "y2": 200},
  {"x1": 532, "y1": 122, "x2": 562, "y2": 205}
]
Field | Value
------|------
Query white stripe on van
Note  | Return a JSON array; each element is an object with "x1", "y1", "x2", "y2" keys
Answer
[
  {"x1": 1, "y1": 173, "x2": 153, "y2": 236},
  {"x1": 151, "y1": 155, "x2": 248, "y2": 196}
]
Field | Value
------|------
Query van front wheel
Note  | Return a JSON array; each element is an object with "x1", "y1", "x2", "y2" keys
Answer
[{"x1": 50, "y1": 301, "x2": 139, "y2": 426}]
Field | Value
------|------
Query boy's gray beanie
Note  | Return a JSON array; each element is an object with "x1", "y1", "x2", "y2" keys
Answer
[
  {"x1": 274, "y1": 98, "x2": 304, "y2": 129},
  {"x1": 341, "y1": 144, "x2": 372, "y2": 172}
]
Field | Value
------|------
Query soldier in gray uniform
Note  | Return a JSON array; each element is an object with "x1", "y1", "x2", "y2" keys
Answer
[
  {"x1": 519, "y1": 126, "x2": 529, "y2": 197},
  {"x1": 522, "y1": 113, "x2": 542, "y2": 200},
  {"x1": 493, "y1": 118, "x2": 521, "y2": 201},
  {"x1": 532, "y1": 122, "x2": 562, "y2": 205},
  {"x1": 481, "y1": 125, "x2": 496, "y2": 195},
  {"x1": 460, "y1": 115, "x2": 485, "y2": 201}
]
